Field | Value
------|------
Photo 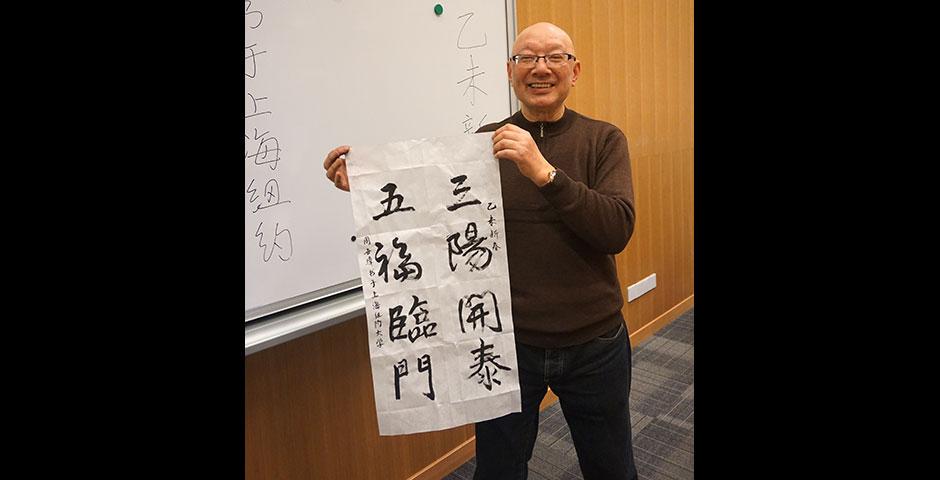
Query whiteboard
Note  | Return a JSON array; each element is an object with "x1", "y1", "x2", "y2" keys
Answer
[{"x1": 245, "y1": 0, "x2": 516, "y2": 321}]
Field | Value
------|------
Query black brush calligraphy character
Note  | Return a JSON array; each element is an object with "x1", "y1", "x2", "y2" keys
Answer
[
  {"x1": 458, "y1": 291, "x2": 502, "y2": 334},
  {"x1": 447, "y1": 175, "x2": 482, "y2": 211},
  {"x1": 468, "y1": 338, "x2": 511, "y2": 391},
  {"x1": 446, "y1": 222, "x2": 492, "y2": 272},
  {"x1": 391, "y1": 237, "x2": 422, "y2": 281},
  {"x1": 389, "y1": 295, "x2": 436, "y2": 343},
  {"x1": 372, "y1": 183, "x2": 415, "y2": 221}
]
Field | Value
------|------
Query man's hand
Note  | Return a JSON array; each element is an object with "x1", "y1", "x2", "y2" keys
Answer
[
  {"x1": 492, "y1": 124, "x2": 555, "y2": 187},
  {"x1": 323, "y1": 145, "x2": 351, "y2": 192}
]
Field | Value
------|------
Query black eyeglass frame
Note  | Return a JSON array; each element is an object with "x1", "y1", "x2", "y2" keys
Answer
[{"x1": 509, "y1": 53, "x2": 577, "y2": 65}]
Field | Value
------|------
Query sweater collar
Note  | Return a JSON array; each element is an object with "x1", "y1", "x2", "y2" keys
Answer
[{"x1": 511, "y1": 107, "x2": 576, "y2": 138}]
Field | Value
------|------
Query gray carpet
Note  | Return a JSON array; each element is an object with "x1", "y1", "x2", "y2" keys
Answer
[{"x1": 444, "y1": 307, "x2": 694, "y2": 480}]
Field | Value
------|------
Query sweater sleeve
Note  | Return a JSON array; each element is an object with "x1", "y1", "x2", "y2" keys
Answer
[{"x1": 538, "y1": 128, "x2": 636, "y2": 254}]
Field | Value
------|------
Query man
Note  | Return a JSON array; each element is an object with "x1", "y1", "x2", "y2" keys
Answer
[{"x1": 324, "y1": 22, "x2": 637, "y2": 480}]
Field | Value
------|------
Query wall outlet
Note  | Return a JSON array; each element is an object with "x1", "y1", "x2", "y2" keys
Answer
[{"x1": 627, "y1": 273, "x2": 657, "y2": 302}]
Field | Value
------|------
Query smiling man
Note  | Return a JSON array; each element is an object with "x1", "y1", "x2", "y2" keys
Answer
[
  {"x1": 471, "y1": 22, "x2": 639, "y2": 480},
  {"x1": 324, "y1": 21, "x2": 638, "y2": 480}
]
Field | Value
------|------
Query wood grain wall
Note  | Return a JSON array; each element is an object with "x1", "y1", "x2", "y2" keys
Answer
[
  {"x1": 246, "y1": 2, "x2": 693, "y2": 478},
  {"x1": 246, "y1": 313, "x2": 476, "y2": 480}
]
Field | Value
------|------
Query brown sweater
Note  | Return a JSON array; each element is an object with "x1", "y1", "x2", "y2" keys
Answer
[{"x1": 477, "y1": 108, "x2": 636, "y2": 348}]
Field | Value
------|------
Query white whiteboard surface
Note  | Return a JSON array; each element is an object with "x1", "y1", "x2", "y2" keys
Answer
[{"x1": 245, "y1": 0, "x2": 515, "y2": 321}]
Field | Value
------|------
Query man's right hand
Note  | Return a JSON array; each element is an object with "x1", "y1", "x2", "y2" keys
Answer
[{"x1": 323, "y1": 145, "x2": 351, "y2": 192}]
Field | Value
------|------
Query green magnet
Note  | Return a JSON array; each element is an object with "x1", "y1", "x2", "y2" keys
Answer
[{"x1": 434, "y1": 4, "x2": 443, "y2": 16}]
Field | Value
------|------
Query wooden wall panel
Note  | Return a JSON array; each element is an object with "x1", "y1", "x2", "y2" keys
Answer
[
  {"x1": 517, "y1": 0, "x2": 694, "y2": 343},
  {"x1": 245, "y1": 314, "x2": 475, "y2": 480}
]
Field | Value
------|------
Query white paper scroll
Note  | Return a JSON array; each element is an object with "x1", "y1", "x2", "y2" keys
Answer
[{"x1": 346, "y1": 133, "x2": 521, "y2": 436}]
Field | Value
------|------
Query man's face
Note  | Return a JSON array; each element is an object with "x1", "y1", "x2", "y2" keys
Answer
[{"x1": 508, "y1": 25, "x2": 580, "y2": 119}]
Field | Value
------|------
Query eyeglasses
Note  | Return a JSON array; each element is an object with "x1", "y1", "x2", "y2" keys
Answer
[{"x1": 509, "y1": 53, "x2": 576, "y2": 67}]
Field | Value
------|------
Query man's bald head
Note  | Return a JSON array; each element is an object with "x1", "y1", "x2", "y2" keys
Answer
[{"x1": 513, "y1": 22, "x2": 576, "y2": 57}]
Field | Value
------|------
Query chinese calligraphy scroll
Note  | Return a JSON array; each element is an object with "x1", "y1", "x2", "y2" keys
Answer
[{"x1": 347, "y1": 134, "x2": 520, "y2": 435}]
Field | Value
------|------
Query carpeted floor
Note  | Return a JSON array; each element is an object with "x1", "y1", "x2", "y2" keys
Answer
[{"x1": 444, "y1": 307, "x2": 694, "y2": 480}]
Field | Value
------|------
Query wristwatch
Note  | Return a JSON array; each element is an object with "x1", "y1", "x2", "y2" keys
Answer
[{"x1": 547, "y1": 169, "x2": 557, "y2": 184}]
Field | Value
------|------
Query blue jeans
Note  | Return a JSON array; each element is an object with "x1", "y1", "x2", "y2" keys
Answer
[{"x1": 473, "y1": 322, "x2": 639, "y2": 480}]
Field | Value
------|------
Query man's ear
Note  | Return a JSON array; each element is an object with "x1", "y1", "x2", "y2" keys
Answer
[
  {"x1": 506, "y1": 61, "x2": 513, "y2": 83},
  {"x1": 571, "y1": 61, "x2": 581, "y2": 85}
]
